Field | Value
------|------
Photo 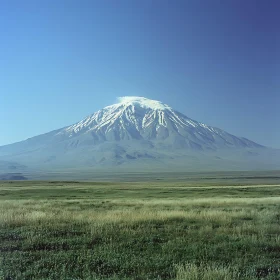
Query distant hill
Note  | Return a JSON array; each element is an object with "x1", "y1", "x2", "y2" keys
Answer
[{"x1": 0, "y1": 173, "x2": 27, "y2": 180}]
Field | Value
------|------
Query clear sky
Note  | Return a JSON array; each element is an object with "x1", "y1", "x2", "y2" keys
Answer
[{"x1": 1, "y1": 0, "x2": 280, "y2": 147}]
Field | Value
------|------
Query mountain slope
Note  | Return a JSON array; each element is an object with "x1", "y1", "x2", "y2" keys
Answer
[
  {"x1": 0, "y1": 160, "x2": 27, "y2": 172},
  {"x1": 0, "y1": 96, "x2": 277, "y2": 171}
]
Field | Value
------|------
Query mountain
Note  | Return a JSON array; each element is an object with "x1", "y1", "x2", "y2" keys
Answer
[
  {"x1": 0, "y1": 96, "x2": 279, "y2": 171},
  {"x1": 56, "y1": 96, "x2": 262, "y2": 150}
]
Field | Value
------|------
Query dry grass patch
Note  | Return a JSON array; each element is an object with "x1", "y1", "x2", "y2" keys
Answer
[{"x1": 175, "y1": 263, "x2": 242, "y2": 280}]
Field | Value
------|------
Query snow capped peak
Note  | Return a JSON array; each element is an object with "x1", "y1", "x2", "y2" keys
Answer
[
  {"x1": 54, "y1": 95, "x2": 263, "y2": 151},
  {"x1": 116, "y1": 96, "x2": 171, "y2": 110}
]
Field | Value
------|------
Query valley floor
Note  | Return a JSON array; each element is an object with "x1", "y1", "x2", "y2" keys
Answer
[{"x1": 1, "y1": 178, "x2": 280, "y2": 279}]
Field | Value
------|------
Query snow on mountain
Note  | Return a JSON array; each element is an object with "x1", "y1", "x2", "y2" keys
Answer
[
  {"x1": 116, "y1": 96, "x2": 172, "y2": 110},
  {"x1": 54, "y1": 96, "x2": 262, "y2": 150},
  {"x1": 0, "y1": 96, "x2": 272, "y2": 170}
]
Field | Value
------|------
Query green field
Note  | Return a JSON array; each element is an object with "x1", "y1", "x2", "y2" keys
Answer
[{"x1": 1, "y1": 177, "x2": 280, "y2": 279}]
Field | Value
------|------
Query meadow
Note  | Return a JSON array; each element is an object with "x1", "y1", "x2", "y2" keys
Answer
[{"x1": 0, "y1": 176, "x2": 280, "y2": 279}]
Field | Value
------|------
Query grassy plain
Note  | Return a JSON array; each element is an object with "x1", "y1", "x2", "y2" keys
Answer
[{"x1": 0, "y1": 176, "x2": 280, "y2": 279}]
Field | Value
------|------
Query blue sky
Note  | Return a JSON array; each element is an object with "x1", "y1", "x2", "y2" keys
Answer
[{"x1": 1, "y1": 0, "x2": 280, "y2": 147}]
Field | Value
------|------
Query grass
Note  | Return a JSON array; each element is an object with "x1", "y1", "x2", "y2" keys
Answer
[
  {"x1": 175, "y1": 263, "x2": 240, "y2": 280},
  {"x1": 0, "y1": 180, "x2": 280, "y2": 279}
]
